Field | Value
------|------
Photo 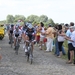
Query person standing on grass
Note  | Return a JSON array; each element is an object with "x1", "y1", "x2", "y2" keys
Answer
[
  {"x1": 57, "y1": 26, "x2": 66, "y2": 57},
  {"x1": 54, "y1": 25, "x2": 66, "y2": 56}
]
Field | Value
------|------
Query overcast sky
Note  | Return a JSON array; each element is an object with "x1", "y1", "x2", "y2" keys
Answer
[{"x1": 0, "y1": 0, "x2": 75, "y2": 24}]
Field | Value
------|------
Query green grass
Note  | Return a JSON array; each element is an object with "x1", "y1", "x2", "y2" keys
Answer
[{"x1": 62, "y1": 40, "x2": 68, "y2": 59}]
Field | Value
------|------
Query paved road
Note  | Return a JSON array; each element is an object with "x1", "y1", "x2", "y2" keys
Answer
[{"x1": 0, "y1": 35, "x2": 75, "y2": 75}]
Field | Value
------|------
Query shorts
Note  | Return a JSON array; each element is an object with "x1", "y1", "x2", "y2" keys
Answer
[
  {"x1": 14, "y1": 34, "x2": 21, "y2": 39},
  {"x1": 68, "y1": 43, "x2": 74, "y2": 51},
  {"x1": 40, "y1": 37, "x2": 45, "y2": 41},
  {"x1": 43, "y1": 38, "x2": 47, "y2": 42},
  {"x1": 36, "y1": 35, "x2": 40, "y2": 41}
]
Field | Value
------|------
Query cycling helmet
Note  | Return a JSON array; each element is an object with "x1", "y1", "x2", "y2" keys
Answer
[
  {"x1": 28, "y1": 23, "x2": 33, "y2": 29},
  {"x1": 25, "y1": 22, "x2": 29, "y2": 27},
  {"x1": 15, "y1": 25, "x2": 19, "y2": 29}
]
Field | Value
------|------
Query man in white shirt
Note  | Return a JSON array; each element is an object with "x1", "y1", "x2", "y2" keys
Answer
[
  {"x1": 67, "y1": 26, "x2": 75, "y2": 65},
  {"x1": 70, "y1": 29, "x2": 75, "y2": 65}
]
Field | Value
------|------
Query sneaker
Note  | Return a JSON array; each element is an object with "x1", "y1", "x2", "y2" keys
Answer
[
  {"x1": 25, "y1": 49, "x2": 28, "y2": 52},
  {"x1": 46, "y1": 50, "x2": 49, "y2": 52}
]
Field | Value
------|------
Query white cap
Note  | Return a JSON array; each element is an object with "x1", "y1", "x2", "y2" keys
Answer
[{"x1": 69, "y1": 26, "x2": 75, "y2": 30}]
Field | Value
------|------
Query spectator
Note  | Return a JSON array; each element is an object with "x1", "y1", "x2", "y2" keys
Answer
[
  {"x1": 45, "y1": 24, "x2": 55, "y2": 52},
  {"x1": 39, "y1": 22, "x2": 46, "y2": 50},
  {"x1": 66, "y1": 22, "x2": 74, "y2": 64},
  {"x1": 70, "y1": 27, "x2": 75, "y2": 65},
  {"x1": 66, "y1": 26, "x2": 75, "y2": 64},
  {"x1": 66, "y1": 26, "x2": 75, "y2": 65},
  {"x1": 54, "y1": 25, "x2": 66, "y2": 56},
  {"x1": 57, "y1": 25, "x2": 66, "y2": 57},
  {"x1": 36, "y1": 25, "x2": 40, "y2": 45}
]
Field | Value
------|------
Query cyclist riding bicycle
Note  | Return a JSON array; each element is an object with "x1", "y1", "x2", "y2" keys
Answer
[
  {"x1": 13, "y1": 25, "x2": 22, "y2": 50},
  {"x1": 21, "y1": 23, "x2": 28, "y2": 40},
  {"x1": 8, "y1": 24, "x2": 14, "y2": 44},
  {"x1": 24, "y1": 23, "x2": 36, "y2": 53},
  {"x1": 22, "y1": 22, "x2": 32, "y2": 40}
]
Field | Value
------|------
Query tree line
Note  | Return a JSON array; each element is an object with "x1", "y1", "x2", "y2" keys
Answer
[{"x1": 0, "y1": 14, "x2": 60, "y2": 26}]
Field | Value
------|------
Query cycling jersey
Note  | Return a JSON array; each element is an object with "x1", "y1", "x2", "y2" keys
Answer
[
  {"x1": 25, "y1": 28, "x2": 35, "y2": 41},
  {"x1": 9, "y1": 27, "x2": 14, "y2": 34},
  {"x1": 13, "y1": 29, "x2": 22, "y2": 38},
  {"x1": 21, "y1": 26, "x2": 27, "y2": 33}
]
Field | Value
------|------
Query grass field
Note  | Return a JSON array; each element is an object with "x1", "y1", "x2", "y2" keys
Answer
[{"x1": 62, "y1": 40, "x2": 68, "y2": 59}]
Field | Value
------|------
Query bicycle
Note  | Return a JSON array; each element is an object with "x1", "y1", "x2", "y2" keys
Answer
[
  {"x1": 25, "y1": 40, "x2": 34, "y2": 64},
  {"x1": 15, "y1": 34, "x2": 20, "y2": 55},
  {"x1": 10, "y1": 30, "x2": 13, "y2": 48}
]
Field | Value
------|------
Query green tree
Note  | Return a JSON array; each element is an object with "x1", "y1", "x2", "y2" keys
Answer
[
  {"x1": 26, "y1": 15, "x2": 39, "y2": 23},
  {"x1": 47, "y1": 18, "x2": 55, "y2": 26},
  {"x1": 14, "y1": 15, "x2": 26, "y2": 22},
  {"x1": 6, "y1": 15, "x2": 14, "y2": 23},
  {"x1": 39, "y1": 15, "x2": 48, "y2": 22}
]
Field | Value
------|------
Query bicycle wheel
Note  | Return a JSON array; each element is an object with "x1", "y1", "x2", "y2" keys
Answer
[
  {"x1": 15, "y1": 46, "x2": 18, "y2": 55},
  {"x1": 30, "y1": 56, "x2": 33, "y2": 64},
  {"x1": 15, "y1": 39, "x2": 19, "y2": 55},
  {"x1": 27, "y1": 53, "x2": 29, "y2": 62},
  {"x1": 10, "y1": 34, "x2": 13, "y2": 48},
  {"x1": 11, "y1": 39, "x2": 13, "y2": 48},
  {"x1": 30, "y1": 46, "x2": 33, "y2": 64},
  {"x1": 25, "y1": 46, "x2": 30, "y2": 62}
]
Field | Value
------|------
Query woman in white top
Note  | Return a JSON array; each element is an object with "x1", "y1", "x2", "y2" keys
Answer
[{"x1": 57, "y1": 29, "x2": 66, "y2": 57}]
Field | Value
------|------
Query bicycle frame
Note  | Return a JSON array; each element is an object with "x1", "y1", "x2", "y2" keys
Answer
[
  {"x1": 10, "y1": 33, "x2": 13, "y2": 48},
  {"x1": 25, "y1": 40, "x2": 33, "y2": 64},
  {"x1": 15, "y1": 34, "x2": 20, "y2": 55}
]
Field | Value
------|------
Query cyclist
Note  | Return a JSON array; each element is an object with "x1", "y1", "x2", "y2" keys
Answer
[
  {"x1": 8, "y1": 24, "x2": 14, "y2": 44},
  {"x1": 21, "y1": 23, "x2": 28, "y2": 40},
  {"x1": 24, "y1": 23, "x2": 36, "y2": 53},
  {"x1": 13, "y1": 25, "x2": 22, "y2": 50}
]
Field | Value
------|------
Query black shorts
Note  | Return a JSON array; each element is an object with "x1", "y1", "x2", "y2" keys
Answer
[{"x1": 68, "y1": 43, "x2": 74, "y2": 51}]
